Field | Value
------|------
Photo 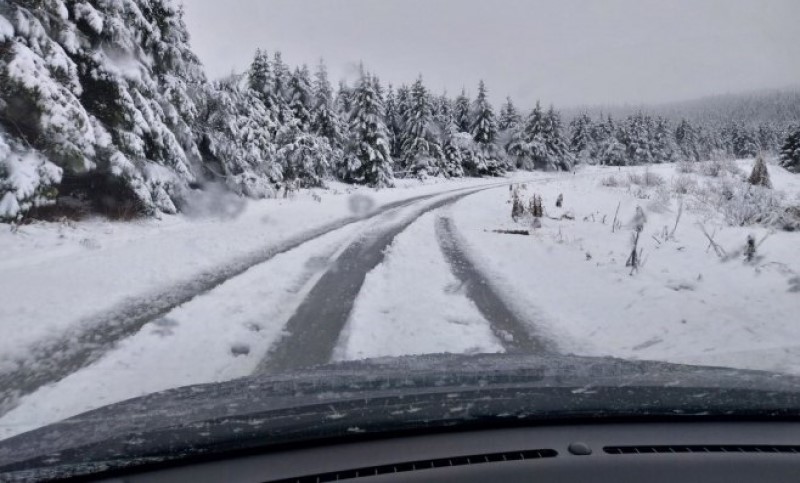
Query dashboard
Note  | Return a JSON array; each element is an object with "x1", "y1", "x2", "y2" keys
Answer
[{"x1": 102, "y1": 421, "x2": 800, "y2": 482}]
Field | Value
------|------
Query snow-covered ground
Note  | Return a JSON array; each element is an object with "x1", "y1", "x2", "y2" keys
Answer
[
  {"x1": 1, "y1": 160, "x2": 799, "y2": 441},
  {"x1": 0, "y1": 176, "x2": 505, "y2": 367},
  {"x1": 450, "y1": 160, "x2": 800, "y2": 373}
]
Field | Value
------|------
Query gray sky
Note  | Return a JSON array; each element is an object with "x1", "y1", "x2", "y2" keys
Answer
[{"x1": 182, "y1": 0, "x2": 800, "y2": 109}]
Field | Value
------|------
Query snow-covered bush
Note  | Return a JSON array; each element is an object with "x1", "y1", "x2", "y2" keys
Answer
[
  {"x1": 676, "y1": 159, "x2": 696, "y2": 173},
  {"x1": 694, "y1": 178, "x2": 786, "y2": 227},
  {"x1": 0, "y1": 132, "x2": 62, "y2": 221},
  {"x1": 671, "y1": 174, "x2": 698, "y2": 195},
  {"x1": 627, "y1": 170, "x2": 665, "y2": 187},
  {"x1": 698, "y1": 158, "x2": 742, "y2": 178},
  {"x1": 276, "y1": 132, "x2": 334, "y2": 188},
  {"x1": 748, "y1": 155, "x2": 772, "y2": 188},
  {"x1": 600, "y1": 174, "x2": 623, "y2": 187}
]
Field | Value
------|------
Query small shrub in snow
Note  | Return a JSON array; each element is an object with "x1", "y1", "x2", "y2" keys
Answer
[
  {"x1": 747, "y1": 155, "x2": 772, "y2": 189},
  {"x1": 672, "y1": 174, "x2": 698, "y2": 195},
  {"x1": 628, "y1": 169, "x2": 665, "y2": 187},
  {"x1": 648, "y1": 185, "x2": 672, "y2": 213},
  {"x1": 676, "y1": 159, "x2": 696, "y2": 173},
  {"x1": 700, "y1": 179, "x2": 786, "y2": 227},
  {"x1": 601, "y1": 174, "x2": 622, "y2": 187},
  {"x1": 699, "y1": 159, "x2": 743, "y2": 178}
]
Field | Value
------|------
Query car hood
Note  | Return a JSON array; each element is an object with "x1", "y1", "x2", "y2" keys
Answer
[{"x1": 1, "y1": 353, "x2": 800, "y2": 481}]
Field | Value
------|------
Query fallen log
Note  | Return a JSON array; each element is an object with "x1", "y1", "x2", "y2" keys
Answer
[{"x1": 489, "y1": 229, "x2": 530, "y2": 236}]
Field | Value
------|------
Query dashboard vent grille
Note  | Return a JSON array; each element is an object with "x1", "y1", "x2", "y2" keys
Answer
[
  {"x1": 268, "y1": 448, "x2": 557, "y2": 483},
  {"x1": 605, "y1": 445, "x2": 800, "y2": 455}
]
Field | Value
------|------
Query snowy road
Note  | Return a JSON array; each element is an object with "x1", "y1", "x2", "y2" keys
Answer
[
  {"x1": 435, "y1": 216, "x2": 556, "y2": 355},
  {"x1": 256, "y1": 185, "x2": 530, "y2": 374},
  {"x1": 0, "y1": 180, "x2": 518, "y2": 416}
]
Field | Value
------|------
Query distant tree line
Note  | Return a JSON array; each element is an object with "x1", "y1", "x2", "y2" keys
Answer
[{"x1": 1, "y1": 0, "x2": 798, "y2": 221}]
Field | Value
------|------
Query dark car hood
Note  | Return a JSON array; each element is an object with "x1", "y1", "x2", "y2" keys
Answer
[{"x1": 1, "y1": 353, "x2": 800, "y2": 481}]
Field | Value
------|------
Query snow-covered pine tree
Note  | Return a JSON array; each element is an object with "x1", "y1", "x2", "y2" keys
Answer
[
  {"x1": 432, "y1": 93, "x2": 454, "y2": 127},
  {"x1": 275, "y1": 129, "x2": 333, "y2": 188},
  {"x1": 393, "y1": 84, "x2": 411, "y2": 156},
  {"x1": 383, "y1": 84, "x2": 400, "y2": 157},
  {"x1": 675, "y1": 119, "x2": 699, "y2": 161},
  {"x1": 729, "y1": 123, "x2": 759, "y2": 158},
  {"x1": 248, "y1": 49, "x2": 278, "y2": 110},
  {"x1": 622, "y1": 113, "x2": 653, "y2": 165},
  {"x1": 757, "y1": 123, "x2": 779, "y2": 154},
  {"x1": 469, "y1": 80, "x2": 505, "y2": 175},
  {"x1": 288, "y1": 65, "x2": 313, "y2": 132},
  {"x1": 1, "y1": 0, "x2": 208, "y2": 219},
  {"x1": 498, "y1": 97, "x2": 522, "y2": 131},
  {"x1": 311, "y1": 60, "x2": 344, "y2": 149},
  {"x1": 271, "y1": 52, "x2": 290, "y2": 106},
  {"x1": 343, "y1": 72, "x2": 394, "y2": 187},
  {"x1": 400, "y1": 77, "x2": 444, "y2": 177},
  {"x1": 651, "y1": 117, "x2": 677, "y2": 163},
  {"x1": 471, "y1": 80, "x2": 498, "y2": 145},
  {"x1": 779, "y1": 125, "x2": 800, "y2": 172},
  {"x1": 543, "y1": 107, "x2": 573, "y2": 170},
  {"x1": 594, "y1": 117, "x2": 627, "y2": 166},
  {"x1": 194, "y1": 75, "x2": 281, "y2": 197},
  {"x1": 454, "y1": 89, "x2": 472, "y2": 133},
  {"x1": 507, "y1": 102, "x2": 571, "y2": 171},
  {"x1": 569, "y1": 114, "x2": 595, "y2": 164},
  {"x1": 440, "y1": 119, "x2": 466, "y2": 178},
  {"x1": 335, "y1": 80, "x2": 353, "y2": 117}
]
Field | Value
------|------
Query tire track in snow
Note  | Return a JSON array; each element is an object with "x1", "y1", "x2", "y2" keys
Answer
[
  {"x1": 435, "y1": 215, "x2": 556, "y2": 355},
  {"x1": 0, "y1": 183, "x2": 510, "y2": 416},
  {"x1": 256, "y1": 186, "x2": 509, "y2": 374}
]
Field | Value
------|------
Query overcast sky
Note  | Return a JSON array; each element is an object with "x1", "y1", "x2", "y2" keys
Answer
[{"x1": 182, "y1": 0, "x2": 800, "y2": 109}]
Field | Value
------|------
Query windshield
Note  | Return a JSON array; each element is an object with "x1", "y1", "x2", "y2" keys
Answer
[{"x1": 1, "y1": 0, "x2": 800, "y2": 470}]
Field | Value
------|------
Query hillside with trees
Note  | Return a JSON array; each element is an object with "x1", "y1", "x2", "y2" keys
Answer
[{"x1": 1, "y1": 0, "x2": 798, "y2": 222}]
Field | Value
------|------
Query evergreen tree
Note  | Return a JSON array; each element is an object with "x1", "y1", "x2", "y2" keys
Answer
[
  {"x1": 621, "y1": 113, "x2": 653, "y2": 165},
  {"x1": 335, "y1": 80, "x2": 353, "y2": 117},
  {"x1": 652, "y1": 117, "x2": 677, "y2": 163},
  {"x1": 757, "y1": 123, "x2": 778, "y2": 154},
  {"x1": 471, "y1": 80, "x2": 498, "y2": 145},
  {"x1": 1, "y1": 0, "x2": 207, "y2": 218},
  {"x1": 470, "y1": 81, "x2": 506, "y2": 175},
  {"x1": 194, "y1": 75, "x2": 281, "y2": 197},
  {"x1": 288, "y1": 65, "x2": 313, "y2": 132},
  {"x1": 248, "y1": 49, "x2": 278, "y2": 110},
  {"x1": 392, "y1": 84, "x2": 412, "y2": 159},
  {"x1": 780, "y1": 126, "x2": 800, "y2": 173},
  {"x1": 507, "y1": 102, "x2": 571, "y2": 171},
  {"x1": 543, "y1": 107, "x2": 573, "y2": 170},
  {"x1": 383, "y1": 85, "x2": 402, "y2": 158},
  {"x1": 311, "y1": 61, "x2": 343, "y2": 148},
  {"x1": 400, "y1": 77, "x2": 444, "y2": 177},
  {"x1": 454, "y1": 89, "x2": 472, "y2": 133},
  {"x1": 675, "y1": 119, "x2": 699, "y2": 161},
  {"x1": 440, "y1": 119, "x2": 466, "y2": 178},
  {"x1": 594, "y1": 117, "x2": 627, "y2": 166},
  {"x1": 275, "y1": 130, "x2": 333, "y2": 187},
  {"x1": 272, "y1": 52, "x2": 290, "y2": 106},
  {"x1": 498, "y1": 97, "x2": 522, "y2": 131},
  {"x1": 728, "y1": 123, "x2": 759, "y2": 158},
  {"x1": 569, "y1": 114, "x2": 595, "y2": 164},
  {"x1": 343, "y1": 73, "x2": 394, "y2": 187}
]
